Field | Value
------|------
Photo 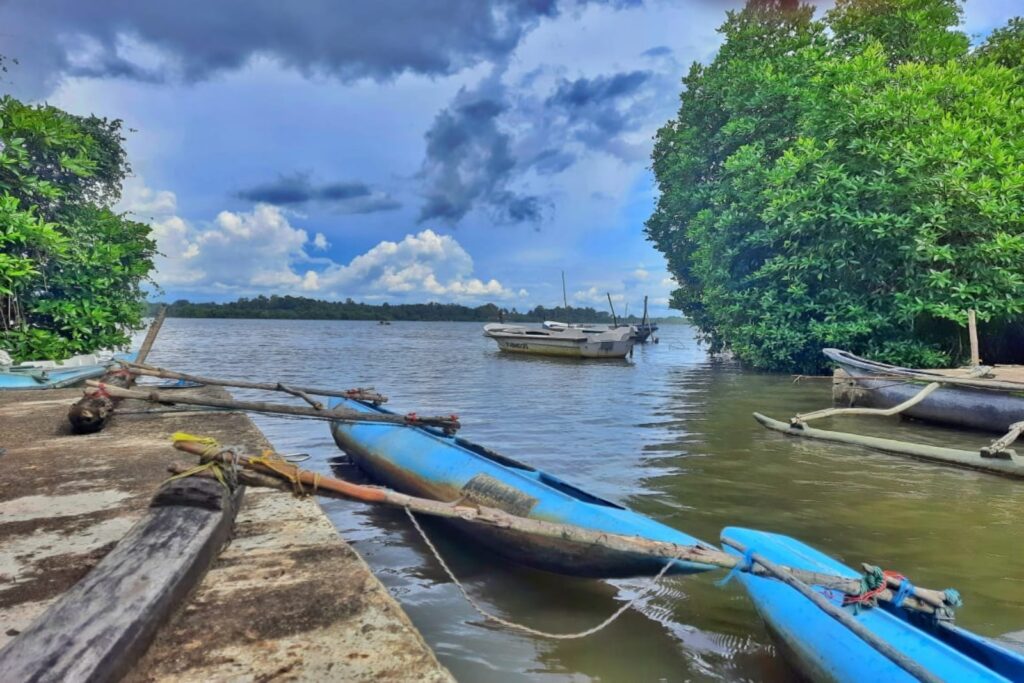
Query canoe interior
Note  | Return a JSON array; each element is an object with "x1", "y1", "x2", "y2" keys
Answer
[
  {"x1": 722, "y1": 527, "x2": 1024, "y2": 683},
  {"x1": 329, "y1": 396, "x2": 715, "y2": 578}
]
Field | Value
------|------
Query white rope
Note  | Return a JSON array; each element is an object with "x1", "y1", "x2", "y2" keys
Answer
[{"x1": 403, "y1": 506, "x2": 675, "y2": 640}]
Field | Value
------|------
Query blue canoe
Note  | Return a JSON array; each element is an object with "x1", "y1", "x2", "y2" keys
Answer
[
  {"x1": 329, "y1": 395, "x2": 716, "y2": 578},
  {"x1": 0, "y1": 352, "x2": 136, "y2": 390},
  {"x1": 722, "y1": 527, "x2": 1024, "y2": 682}
]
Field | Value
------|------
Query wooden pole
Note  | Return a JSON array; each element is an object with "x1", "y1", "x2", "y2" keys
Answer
[
  {"x1": 85, "y1": 381, "x2": 461, "y2": 432},
  {"x1": 135, "y1": 305, "x2": 167, "y2": 365},
  {"x1": 121, "y1": 360, "x2": 387, "y2": 404},
  {"x1": 68, "y1": 305, "x2": 166, "y2": 434},
  {"x1": 968, "y1": 309, "x2": 980, "y2": 367},
  {"x1": 562, "y1": 270, "x2": 570, "y2": 324},
  {"x1": 172, "y1": 440, "x2": 951, "y2": 616},
  {"x1": 606, "y1": 293, "x2": 618, "y2": 328},
  {"x1": 755, "y1": 412, "x2": 1023, "y2": 478}
]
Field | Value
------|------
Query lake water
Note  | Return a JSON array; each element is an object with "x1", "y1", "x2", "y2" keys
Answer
[{"x1": 145, "y1": 318, "x2": 1023, "y2": 682}]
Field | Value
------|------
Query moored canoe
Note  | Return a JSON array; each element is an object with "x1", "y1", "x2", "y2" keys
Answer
[
  {"x1": 825, "y1": 348, "x2": 1024, "y2": 433},
  {"x1": 0, "y1": 351, "x2": 137, "y2": 390},
  {"x1": 329, "y1": 395, "x2": 714, "y2": 577},
  {"x1": 722, "y1": 527, "x2": 1024, "y2": 682}
]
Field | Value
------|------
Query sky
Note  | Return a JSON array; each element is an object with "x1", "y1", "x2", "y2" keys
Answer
[{"x1": 0, "y1": 0, "x2": 1016, "y2": 316}]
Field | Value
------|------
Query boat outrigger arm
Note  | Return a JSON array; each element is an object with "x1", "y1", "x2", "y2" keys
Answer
[{"x1": 757, "y1": 370, "x2": 1024, "y2": 475}]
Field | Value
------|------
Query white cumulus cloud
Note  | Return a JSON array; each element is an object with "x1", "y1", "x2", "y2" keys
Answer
[{"x1": 119, "y1": 178, "x2": 515, "y2": 302}]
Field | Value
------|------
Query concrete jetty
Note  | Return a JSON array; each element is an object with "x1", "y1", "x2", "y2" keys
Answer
[{"x1": 0, "y1": 385, "x2": 452, "y2": 681}]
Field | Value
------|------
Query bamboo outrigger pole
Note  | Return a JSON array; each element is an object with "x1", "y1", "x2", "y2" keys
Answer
[
  {"x1": 172, "y1": 439, "x2": 953, "y2": 617},
  {"x1": 120, "y1": 360, "x2": 388, "y2": 405},
  {"x1": 86, "y1": 381, "x2": 461, "y2": 432}
]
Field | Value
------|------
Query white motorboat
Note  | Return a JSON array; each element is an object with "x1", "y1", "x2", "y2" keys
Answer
[{"x1": 483, "y1": 323, "x2": 634, "y2": 359}]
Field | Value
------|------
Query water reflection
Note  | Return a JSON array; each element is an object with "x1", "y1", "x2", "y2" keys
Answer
[{"x1": 145, "y1": 319, "x2": 1023, "y2": 681}]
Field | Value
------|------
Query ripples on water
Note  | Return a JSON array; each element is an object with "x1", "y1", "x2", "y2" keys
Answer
[{"x1": 145, "y1": 319, "x2": 1023, "y2": 682}]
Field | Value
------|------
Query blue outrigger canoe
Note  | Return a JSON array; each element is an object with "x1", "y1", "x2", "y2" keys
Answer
[
  {"x1": 0, "y1": 352, "x2": 136, "y2": 390},
  {"x1": 329, "y1": 395, "x2": 716, "y2": 578},
  {"x1": 723, "y1": 527, "x2": 1024, "y2": 682}
]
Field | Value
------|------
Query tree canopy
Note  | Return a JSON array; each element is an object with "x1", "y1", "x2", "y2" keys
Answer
[
  {"x1": 647, "y1": 0, "x2": 1024, "y2": 372},
  {"x1": 0, "y1": 93, "x2": 155, "y2": 362}
]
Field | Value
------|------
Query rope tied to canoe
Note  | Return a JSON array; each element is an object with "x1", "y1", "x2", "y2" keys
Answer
[
  {"x1": 891, "y1": 576, "x2": 916, "y2": 608},
  {"x1": 403, "y1": 506, "x2": 675, "y2": 640},
  {"x1": 168, "y1": 432, "x2": 242, "y2": 490},
  {"x1": 843, "y1": 565, "x2": 889, "y2": 610},
  {"x1": 715, "y1": 547, "x2": 754, "y2": 586}
]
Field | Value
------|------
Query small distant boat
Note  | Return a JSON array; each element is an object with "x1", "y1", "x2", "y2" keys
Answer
[
  {"x1": 722, "y1": 527, "x2": 1024, "y2": 682},
  {"x1": 330, "y1": 395, "x2": 715, "y2": 577},
  {"x1": 0, "y1": 351, "x2": 136, "y2": 390},
  {"x1": 825, "y1": 348, "x2": 1024, "y2": 432},
  {"x1": 484, "y1": 323, "x2": 634, "y2": 359}
]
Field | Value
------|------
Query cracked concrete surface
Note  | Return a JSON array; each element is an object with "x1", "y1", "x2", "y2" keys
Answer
[{"x1": 0, "y1": 386, "x2": 452, "y2": 681}]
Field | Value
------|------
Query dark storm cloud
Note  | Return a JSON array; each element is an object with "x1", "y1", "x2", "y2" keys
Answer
[
  {"x1": 418, "y1": 69, "x2": 545, "y2": 225},
  {"x1": 641, "y1": 45, "x2": 673, "y2": 58},
  {"x1": 546, "y1": 71, "x2": 650, "y2": 113},
  {"x1": 545, "y1": 70, "x2": 656, "y2": 155},
  {"x1": 236, "y1": 174, "x2": 401, "y2": 214},
  {"x1": 1, "y1": 0, "x2": 640, "y2": 96},
  {"x1": 418, "y1": 66, "x2": 663, "y2": 225}
]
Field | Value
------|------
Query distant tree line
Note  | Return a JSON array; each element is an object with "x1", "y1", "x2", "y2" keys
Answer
[{"x1": 153, "y1": 296, "x2": 666, "y2": 324}]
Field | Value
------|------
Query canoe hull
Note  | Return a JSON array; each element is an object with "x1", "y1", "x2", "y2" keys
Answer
[
  {"x1": 826, "y1": 348, "x2": 1024, "y2": 433},
  {"x1": 0, "y1": 352, "x2": 137, "y2": 390},
  {"x1": 329, "y1": 398, "x2": 714, "y2": 578},
  {"x1": 722, "y1": 527, "x2": 1024, "y2": 683}
]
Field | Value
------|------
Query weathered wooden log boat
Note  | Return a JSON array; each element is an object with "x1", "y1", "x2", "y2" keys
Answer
[
  {"x1": 0, "y1": 351, "x2": 136, "y2": 390},
  {"x1": 825, "y1": 348, "x2": 1024, "y2": 433},
  {"x1": 722, "y1": 527, "x2": 1024, "y2": 683},
  {"x1": 483, "y1": 323, "x2": 634, "y2": 359},
  {"x1": 329, "y1": 395, "x2": 714, "y2": 577}
]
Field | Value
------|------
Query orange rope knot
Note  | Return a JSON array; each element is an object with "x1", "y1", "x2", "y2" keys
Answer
[
  {"x1": 88, "y1": 384, "x2": 112, "y2": 400},
  {"x1": 843, "y1": 568, "x2": 904, "y2": 607}
]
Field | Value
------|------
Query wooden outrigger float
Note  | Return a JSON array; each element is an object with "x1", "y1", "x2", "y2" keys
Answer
[{"x1": 754, "y1": 348, "x2": 1024, "y2": 479}]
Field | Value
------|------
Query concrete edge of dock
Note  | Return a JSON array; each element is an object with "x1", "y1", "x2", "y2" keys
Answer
[{"x1": 0, "y1": 386, "x2": 454, "y2": 682}]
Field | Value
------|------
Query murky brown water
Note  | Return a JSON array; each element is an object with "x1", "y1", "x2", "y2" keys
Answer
[{"x1": 146, "y1": 319, "x2": 1023, "y2": 682}]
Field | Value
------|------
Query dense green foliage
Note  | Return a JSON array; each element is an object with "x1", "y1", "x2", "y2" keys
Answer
[
  {"x1": 158, "y1": 296, "x2": 653, "y2": 324},
  {"x1": 647, "y1": 0, "x2": 1024, "y2": 371},
  {"x1": 0, "y1": 94, "x2": 155, "y2": 361}
]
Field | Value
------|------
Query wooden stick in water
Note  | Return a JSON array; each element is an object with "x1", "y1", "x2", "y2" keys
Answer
[
  {"x1": 121, "y1": 360, "x2": 387, "y2": 404},
  {"x1": 172, "y1": 440, "x2": 950, "y2": 616},
  {"x1": 87, "y1": 381, "x2": 461, "y2": 432},
  {"x1": 968, "y1": 309, "x2": 980, "y2": 368}
]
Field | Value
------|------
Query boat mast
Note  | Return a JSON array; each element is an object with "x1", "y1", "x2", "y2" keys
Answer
[
  {"x1": 562, "y1": 270, "x2": 570, "y2": 325},
  {"x1": 606, "y1": 292, "x2": 618, "y2": 328}
]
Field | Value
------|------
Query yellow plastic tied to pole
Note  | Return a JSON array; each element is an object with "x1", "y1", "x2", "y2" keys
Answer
[
  {"x1": 167, "y1": 432, "x2": 230, "y2": 487},
  {"x1": 248, "y1": 450, "x2": 322, "y2": 496}
]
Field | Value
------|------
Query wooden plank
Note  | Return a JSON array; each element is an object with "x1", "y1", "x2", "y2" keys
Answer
[{"x1": 0, "y1": 477, "x2": 241, "y2": 683}]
